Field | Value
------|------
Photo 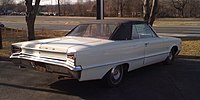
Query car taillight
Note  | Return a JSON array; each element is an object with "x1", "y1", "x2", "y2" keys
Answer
[
  {"x1": 67, "y1": 53, "x2": 76, "y2": 60},
  {"x1": 67, "y1": 48, "x2": 77, "y2": 65},
  {"x1": 11, "y1": 45, "x2": 22, "y2": 53},
  {"x1": 67, "y1": 52, "x2": 76, "y2": 65}
]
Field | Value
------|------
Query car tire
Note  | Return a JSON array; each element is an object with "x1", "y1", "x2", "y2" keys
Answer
[
  {"x1": 103, "y1": 65, "x2": 124, "y2": 87},
  {"x1": 163, "y1": 49, "x2": 176, "y2": 65}
]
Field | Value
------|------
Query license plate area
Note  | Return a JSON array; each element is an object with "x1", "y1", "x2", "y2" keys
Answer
[{"x1": 32, "y1": 62, "x2": 47, "y2": 72}]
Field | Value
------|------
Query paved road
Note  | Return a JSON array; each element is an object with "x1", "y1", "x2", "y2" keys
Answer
[
  {"x1": 0, "y1": 58, "x2": 200, "y2": 100},
  {"x1": 154, "y1": 26, "x2": 200, "y2": 37},
  {"x1": 1, "y1": 16, "x2": 200, "y2": 37}
]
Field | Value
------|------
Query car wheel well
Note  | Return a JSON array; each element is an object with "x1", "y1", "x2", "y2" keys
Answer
[
  {"x1": 171, "y1": 46, "x2": 178, "y2": 55},
  {"x1": 104, "y1": 63, "x2": 129, "y2": 78},
  {"x1": 102, "y1": 63, "x2": 129, "y2": 87},
  {"x1": 121, "y1": 63, "x2": 129, "y2": 73}
]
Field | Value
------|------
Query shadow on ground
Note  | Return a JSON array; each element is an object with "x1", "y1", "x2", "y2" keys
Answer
[
  {"x1": 49, "y1": 58, "x2": 200, "y2": 100},
  {"x1": 0, "y1": 58, "x2": 199, "y2": 100}
]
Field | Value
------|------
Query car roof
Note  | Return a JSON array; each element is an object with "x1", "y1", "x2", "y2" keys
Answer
[{"x1": 80, "y1": 20, "x2": 146, "y2": 25}]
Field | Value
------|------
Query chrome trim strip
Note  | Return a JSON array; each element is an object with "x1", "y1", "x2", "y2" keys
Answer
[
  {"x1": 22, "y1": 47, "x2": 66, "y2": 53},
  {"x1": 22, "y1": 53, "x2": 66, "y2": 61},
  {"x1": 10, "y1": 54, "x2": 82, "y2": 71},
  {"x1": 144, "y1": 52, "x2": 169, "y2": 59},
  {"x1": 84, "y1": 57, "x2": 144, "y2": 70},
  {"x1": 10, "y1": 52, "x2": 168, "y2": 71},
  {"x1": 83, "y1": 52, "x2": 169, "y2": 70}
]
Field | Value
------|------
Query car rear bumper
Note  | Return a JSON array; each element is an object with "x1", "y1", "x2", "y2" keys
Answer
[{"x1": 10, "y1": 53, "x2": 82, "y2": 79}]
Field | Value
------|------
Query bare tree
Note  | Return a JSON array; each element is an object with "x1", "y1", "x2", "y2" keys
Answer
[
  {"x1": 0, "y1": 26, "x2": 2, "y2": 49},
  {"x1": 171, "y1": 0, "x2": 188, "y2": 17},
  {"x1": 0, "y1": 0, "x2": 15, "y2": 14},
  {"x1": 143, "y1": 0, "x2": 159, "y2": 26},
  {"x1": 186, "y1": 0, "x2": 200, "y2": 17},
  {"x1": 104, "y1": 0, "x2": 117, "y2": 16},
  {"x1": 149, "y1": 0, "x2": 158, "y2": 25},
  {"x1": 143, "y1": 0, "x2": 150, "y2": 22},
  {"x1": 25, "y1": 0, "x2": 41, "y2": 40},
  {"x1": 0, "y1": 0, "x2": 14, "y2": 5},
  {"x1": 15, "y1": 1, "x2": 26, "y2": 13},
  {"x1": 117, "y1": 0, "x2": 126, "y2": 17}
]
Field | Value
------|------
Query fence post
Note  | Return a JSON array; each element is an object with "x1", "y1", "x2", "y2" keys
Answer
[{"x1": 0, "y1": 27, "x2": 2, "y2": 49}]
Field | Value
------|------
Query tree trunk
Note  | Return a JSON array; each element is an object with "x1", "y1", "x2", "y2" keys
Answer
[
  {"x1": 26, "y1": 18, "x2": 35, "y2": 40},
  {"x1": 149, "y1": 0, "x2": 158, "y2": 26},
  {"x1": 143, "y1": 0, "x2": 150, "y2": 22},
  {"x1": 0, "y1": 27, "x2": 2, "y2": 49},
  {"x1": 25, "y1": 0, "x2": 40, "y2": 41},
  {"x1": 58, "y1": 0, "x2": 61, "y2": 16},
  {"x1": 181, "y1": 10, "x2": 184, "y2": 18},
  {"x1": 117, "y1": 0, "x2": 123, "y2": 17},
  {"x1": 119, "y1": 2, "x2": 123, "y2": 17}
]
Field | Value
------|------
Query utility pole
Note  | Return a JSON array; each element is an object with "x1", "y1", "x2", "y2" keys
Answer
[{"x1": 96, "y1": 0, "x2": 104, "y2": 20}]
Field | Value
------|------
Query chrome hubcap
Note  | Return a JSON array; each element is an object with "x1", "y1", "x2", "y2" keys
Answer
[{"x1": 111, "y1": 67, "x2": 121, "y2": 80}]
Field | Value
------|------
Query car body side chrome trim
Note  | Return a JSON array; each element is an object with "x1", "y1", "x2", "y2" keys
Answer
[
  {"x1": 83, "y1": 52, "x2": 169, "y2": 70},
  {"x1": 10, "y1": 53, "x2": 82, "y2": 71}
]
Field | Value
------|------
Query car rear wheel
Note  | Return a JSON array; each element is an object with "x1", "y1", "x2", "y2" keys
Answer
[
  {"x1": 103, "y1": 65, "x2": 124, "y2": 87},
  {"x1": 163, "y1": 49, "x2": 175, "y2": 65}
]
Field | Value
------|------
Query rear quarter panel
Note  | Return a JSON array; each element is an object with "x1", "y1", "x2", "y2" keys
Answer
[
  {"x1": 75, "y1": 40, "x2": 145, "y2": 81},
  {"x1": 161, "y1": 37, "x2": 181, "y2": 53}
]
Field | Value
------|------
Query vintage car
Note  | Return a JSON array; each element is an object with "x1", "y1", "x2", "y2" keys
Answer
[{"x1": 10, "y1": 20, "x2": 181, "y2": 87}]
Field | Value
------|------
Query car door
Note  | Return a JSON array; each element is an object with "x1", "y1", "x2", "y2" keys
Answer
[
  {"x1": 126, "y1": 24, "x2": 145, "y2": 71},
  {"x1": 110, "y1": 22, "x2": 145, "y2": 71},
  {"x1": 134, "y1": 24, "x2": 166, "y2": 66}
]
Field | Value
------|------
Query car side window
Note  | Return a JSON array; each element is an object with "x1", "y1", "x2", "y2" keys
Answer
[
  {"x1": 132, "y1": 25, "x2": 139, "y2": 39},
  {"x1": 110, "y1": 23, "x2": 132, "y2": 40},
  {"x1": 134, "y1": 24, "x2": 157, "y2": 38}
]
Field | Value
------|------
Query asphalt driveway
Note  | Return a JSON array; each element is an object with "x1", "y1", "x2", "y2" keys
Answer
[{"x1": 0, "y1": 58, "x2": 200, "y2": 100}]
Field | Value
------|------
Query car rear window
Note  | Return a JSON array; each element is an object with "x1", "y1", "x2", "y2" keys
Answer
[{"x1": 68, "y1": 23, "x2": 118, "y2": 39}]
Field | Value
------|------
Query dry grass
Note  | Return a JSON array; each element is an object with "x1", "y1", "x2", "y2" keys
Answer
[
  {"x1": 0, "y1": 16, "x2": 84, "y2": 25},
  {"x1": 0, "y1": 28, "x2": 200, "y2": 58},
  {"x1": 180, "y1": 40, "x2": 200, "y2": 56},
  {"x1": 0, "y1": 28, "x2": 67, "y2": 57}
]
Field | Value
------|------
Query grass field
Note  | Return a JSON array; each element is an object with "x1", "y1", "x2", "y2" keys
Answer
[
  {"x1": 1, "y1": 16, "x2": 200, "y2": 26},
  {"x1": 0, "y1": 28, "x2": 199, "y2": 58},
  {"x1": 181, "y1": 40, "x2": 200, "y2": 56}
]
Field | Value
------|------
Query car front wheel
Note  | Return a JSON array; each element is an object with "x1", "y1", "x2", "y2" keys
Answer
[
  {"x1": 103, "y1": 65, "x2": 124, "y2": 87},
  {"x1": 163, "y1": 49, "x2": 175, "y2": 65}
]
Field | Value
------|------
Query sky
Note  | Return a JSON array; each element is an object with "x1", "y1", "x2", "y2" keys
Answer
[{"x1": 15, "y1": 0, "x2": 84, "y2": 5}]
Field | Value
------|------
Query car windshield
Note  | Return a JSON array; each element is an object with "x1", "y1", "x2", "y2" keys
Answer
[{"x1": 67, "y1": 23, "x2": 118, "y2": 39}]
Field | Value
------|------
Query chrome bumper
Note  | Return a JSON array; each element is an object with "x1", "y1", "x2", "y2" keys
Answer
[{"x1": 10, "y1": 53, "x2": 82, "y2": 79}]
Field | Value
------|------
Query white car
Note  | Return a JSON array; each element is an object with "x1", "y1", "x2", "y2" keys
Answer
[{"x1": 10, "y1": 20, "x2": 181, "y2": 87}]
